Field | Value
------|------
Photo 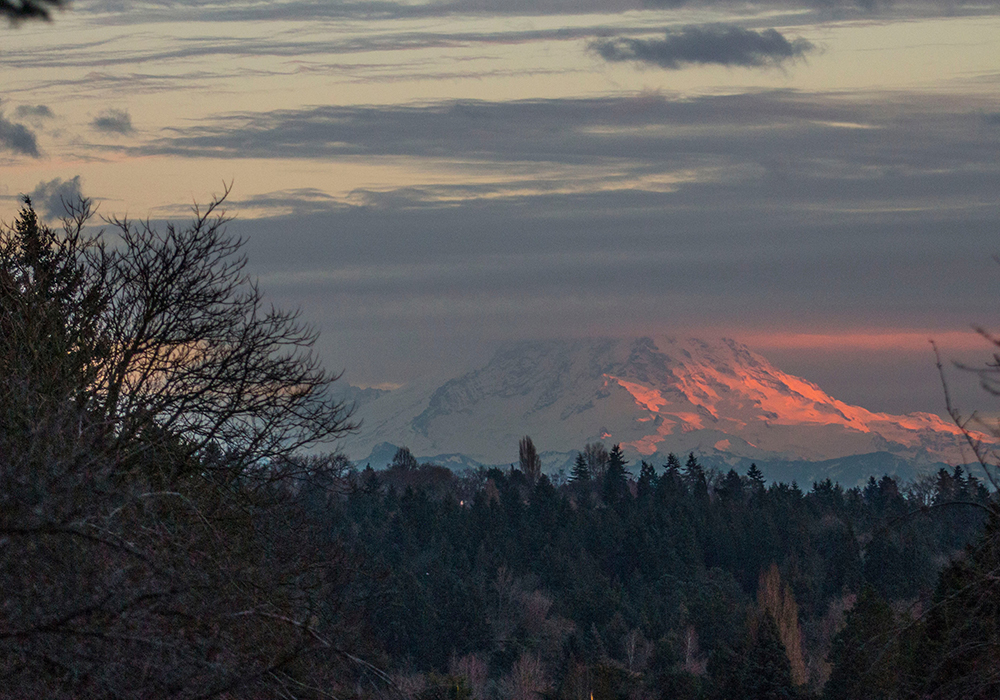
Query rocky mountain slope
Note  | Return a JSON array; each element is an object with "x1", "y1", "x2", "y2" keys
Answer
[{"x1": 338, "y1": 337, "x2": 981, "y2": 473}]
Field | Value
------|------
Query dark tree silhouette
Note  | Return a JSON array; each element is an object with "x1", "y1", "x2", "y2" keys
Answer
[
  {"x1": 391, "y1": 445, "x2": 420, "y2": 471},
  {"x1": 519, "y1": 435, "x2": 542, "y2": 484},
  {"x1": 1, "y1": 0, "x2": 63, "y2": 22},
  {"x1": 0, "y1": 193, "x2": 366, "y2": 699},
  {"x1": 602, "y1": 443, "x2": 629, "y2": 504},
  {"x1": 571, "y1": 451, "x2": 590, "y2": 482}
]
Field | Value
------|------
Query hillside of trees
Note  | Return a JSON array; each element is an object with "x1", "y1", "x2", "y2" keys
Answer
[
  {"x1": 3, "y1": 195, "x2": 999, "y2": 699},
  {"x1": 315, "y1": 444, "x2": 995, "y2": 699}
]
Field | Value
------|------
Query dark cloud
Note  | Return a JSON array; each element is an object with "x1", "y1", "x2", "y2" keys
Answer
[
  {"x1": 91, "y1": 108, "x2": 134, "y2": 134},
  {"x1": 0, "y1": 104, "x2": 39, "y2": 157},
  {"x1": 14, "y1": 104, "x2": 54, "y2": 120},
  {"x1": 592, "y1": 25, "x2": 814, "y2": 69},
  {"x1": 29, "y1": 176, "x2": 84, "y2": 219},
  {"x1": 135, "y1": 92, "x2": 1000, "y2": 199}
]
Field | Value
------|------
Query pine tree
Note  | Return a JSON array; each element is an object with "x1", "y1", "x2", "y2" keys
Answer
[
  {"x1": 716, "y1": 613, "x2": 796, "y2": 700},
  {"x1": 746, "y1": 613, "x2": 797, "y2": 700},
  {"x1": 656, "y1": 452, "x2": 684, "y2": 503},
  {"x1": 825, "y1": 587, "x2": 900, "y2": 700},
  {"x1": 716, "y1": 469, "x2": 745, "y2": 504},
  {"x1": 747, "y1": 463, "x2": 765, "y2": 490},
  {"x1": 571, "y1": 451, "x2": 590, "y2": 482},
  {"x1": 684, "y1": 453, "x2": 709, "y2": 504},
  {"x1": 637, "y1": 460, "x2": 657, "y2": 502},
  {"x1": 602, "y1": 443, "x2": 629, "y2": 505}
]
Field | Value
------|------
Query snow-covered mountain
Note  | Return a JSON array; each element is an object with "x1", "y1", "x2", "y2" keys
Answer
[{"x1": 338, "y1": 337, "x2": 981, "y2": 471}]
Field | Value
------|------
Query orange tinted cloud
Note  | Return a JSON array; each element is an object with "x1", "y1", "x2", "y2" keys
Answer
[{"x1": 735, "y1": 330, "x2": 988, "y2": 353}]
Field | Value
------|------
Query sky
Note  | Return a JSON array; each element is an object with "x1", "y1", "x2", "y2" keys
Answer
[{"x1": 3, "y1": 0, "x2": 1000, "y2": 419}]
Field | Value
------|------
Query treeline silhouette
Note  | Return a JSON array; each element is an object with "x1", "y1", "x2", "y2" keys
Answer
[{"x1": 313, "y1": 446, "x2": 996, "y2": 699}]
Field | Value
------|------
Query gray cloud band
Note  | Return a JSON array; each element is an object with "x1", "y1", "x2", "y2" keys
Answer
[
  {"x1": 132, "y1": 92, "x2": 1000, "y2": 183},
  {"x1": 591, "y1": 25, "x2": 814, "y2": 68}
]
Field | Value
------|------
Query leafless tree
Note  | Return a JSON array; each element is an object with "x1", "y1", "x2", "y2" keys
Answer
[
  {"x1": 0, "y1": 192, "x2": 370, "y2": 699},
  {"x1": 902, "y1": 340, "x2": 1000, "y2": 699},
  {"x1": 583, "y1": 442, "x2": 609, "y2": 480},
  {"x1": 519, "y1": 435, "x2": 541, "y2": 484}
]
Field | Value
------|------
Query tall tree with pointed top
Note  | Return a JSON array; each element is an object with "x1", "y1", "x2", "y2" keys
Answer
[
  {"x1": 571, "y1": 451, "x2": 590, "y2": 483},
  {"x1": 519, "y1": 435, "x2": 542, "y2": 484},
  {"x1": 637, "y1": 460, "x2": 657, "y2": 503},
  {"x1": 684, "y1": 452, "x2": 709, "y2": 505},
  {"x1": 602, "y1": 443, "x2": 629, "y2": 505}
]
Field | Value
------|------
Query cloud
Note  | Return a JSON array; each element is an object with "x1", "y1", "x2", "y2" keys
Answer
[
  {"x1": 591, "y1": 25, "x2": 815, "y2": 69},
  {"x1": 2, "y1": 24, "x2": 624, "y2": 70},
  {"x1": 135, "y1": 92, "x2": 1000, "y2": 198},
  {"x1": 91, "y1": 108, "x2": 134, "y2": 134},
  {"x1": 86, "y1": 0, "x2": 637, "y2": 25},
  {"x1": 0, "y1": 111, "x2": 39, "y2": 157},
  {"x1": 233, "y1": 187, "x2": 351, "y2": 215},
  {"x1": 29, "y1": 176, "x2": 85, "y2": 219},
  {"x1": 14, "y1": 104, "x2": 54, "y2": 120},
  {"x1": 81, "y1": 0, "x2": 1000, "y2": 25}
]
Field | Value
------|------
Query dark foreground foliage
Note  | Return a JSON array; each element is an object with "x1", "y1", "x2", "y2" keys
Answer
[
  {"x1": 0, "y1": 196, "x2": 368, "y2": 699},
  {"x1": 319, "y1": 451, "x2": 994, "y2": 699}
]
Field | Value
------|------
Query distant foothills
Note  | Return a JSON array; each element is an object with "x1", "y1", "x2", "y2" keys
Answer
[{"x1": 337, "y1": 337, "x2": 986, "y2": 486}]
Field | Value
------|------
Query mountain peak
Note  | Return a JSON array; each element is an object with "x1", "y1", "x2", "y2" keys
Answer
[{"x1": 341, "y1": 337, "x2": 980, "y2": 467}]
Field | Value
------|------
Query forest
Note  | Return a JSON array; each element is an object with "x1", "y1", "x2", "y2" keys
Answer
[
  {"x1": 318, "y1": 444, "x2": 997, "y2": 700},
  {"x1": 2, "y1": 195, "x2": 999, "y2": 700}
]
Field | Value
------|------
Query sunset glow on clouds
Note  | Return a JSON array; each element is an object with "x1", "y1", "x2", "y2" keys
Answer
[{"x1": 3, "y1": 0, "x2": 1000, "y2": 417}]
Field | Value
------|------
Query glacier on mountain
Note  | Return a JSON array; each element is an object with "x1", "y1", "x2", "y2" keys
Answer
[{"x1": 338, "y1": 337, "x2": 980, "y2": 471}]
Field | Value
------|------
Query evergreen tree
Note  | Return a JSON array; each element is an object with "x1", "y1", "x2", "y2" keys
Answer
[
  {"x1": 716, "y1": 469, "x2": 745, "y2": 504},
  {"x1": 602, "y1": 443, "x2": 629, "y2": 505},
  {"x1": 684, "y1": 453, "x2": 709, "y2": 505},
  {"x1": 747, "y1": 463, "x2": 765, "y2": 491},
  {"x1": 637, "y1": 460, "x2": 657, "y2": 502},
  {"x1": 745, "y1": 613, "x2": 797, "y2": 700},
  {"x1": 825, "y1": 587, "x2": 900, "y2": 700},
  {"x1": 908, "y1": 513, "x2": 1000, "y2": 699},
  {"x1": 571, "y1": 451, "x2": 590, "y2": 482},
  {"x1": 664, "y1": 452, "x2": 682, "y2": 480},
  {"x1": 716, "y1": 613, "x2": 796, "y2": 700},
  {"x1": 656, "y1": 452, "x2": 684, "y2": 503}
]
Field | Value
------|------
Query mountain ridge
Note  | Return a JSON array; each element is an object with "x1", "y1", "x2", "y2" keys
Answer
[{"x1": 338, "y1": 336, "x2": 982, "y2": 473}]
